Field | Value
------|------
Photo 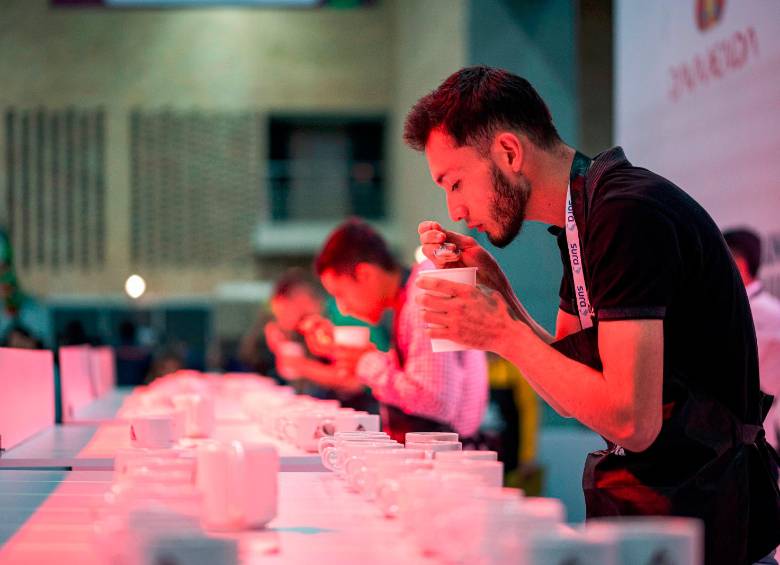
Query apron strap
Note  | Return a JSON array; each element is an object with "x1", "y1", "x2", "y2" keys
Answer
[{"x1": 740, "y1": 424, "x2": 764, "y2": 446}]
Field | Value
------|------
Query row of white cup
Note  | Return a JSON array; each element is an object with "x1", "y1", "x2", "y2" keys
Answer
[
  {"x1": 316, "y1": 430, "x2": 704, "y2": 565},
  {"x1": 125, "y1": 368, "x2": 370, "y2": 452},
  {"x1": 237, "y1": 385, "x2": 384, "y2": 451},
  {"x1": 96, "y1": 439, "x2": 279, "y2": 564},
  {"x1": 94, "y1": 372, "x2": 302, "y2": 564}
]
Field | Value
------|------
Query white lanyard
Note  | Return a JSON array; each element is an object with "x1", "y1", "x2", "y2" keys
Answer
[{"x1": 565, "y1": 184, "x2": 594, "y2": 329}]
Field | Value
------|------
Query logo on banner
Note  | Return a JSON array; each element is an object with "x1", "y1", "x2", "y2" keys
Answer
[{"x1": 696, "y1": 0, "x2": 725, "y2": 32}]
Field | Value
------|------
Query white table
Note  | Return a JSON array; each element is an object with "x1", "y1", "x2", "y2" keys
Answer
[
  {"x1": 0, "y1": 471, "x2": 438, "y2": 564},
  {"x1": 0, "y1": 422, "x2": 325, "y2": 471}
]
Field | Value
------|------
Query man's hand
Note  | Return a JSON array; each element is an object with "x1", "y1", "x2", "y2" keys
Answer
[
  {"x1": 302, "y1": 356, "x2": 367, "y2": 395},
  {"x1": 418, "y1": 220, "x2": 514, "y2": 298},
  {"x1": 415, "y1": 277, "x2": 517, "y2": 353},
  {"x1": 276, "y1": 350, "x2": 306, "y2": 381},
  {"x1": 332, "y1": 343, "x2": 377, "y2": 378},
  {"x1": 264, "y1": 321, "x2": 286, "y2": 354},
  {"x1": 298, "y1": 314, "x2": 335, "y2": 359},
  {"x1": 418, "y1": 220, "x2": 555, "y2": 344}
]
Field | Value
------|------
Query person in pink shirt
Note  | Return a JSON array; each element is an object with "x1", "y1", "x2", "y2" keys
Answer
[{"x1": 310, "y1": 218, "x2": 488, "y2": 444}]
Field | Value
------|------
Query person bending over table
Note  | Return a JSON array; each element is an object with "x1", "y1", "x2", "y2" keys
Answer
[
  {"x1": 405, "y1": 66, "x2": 779, "y2": 565},
  {"x1": 309, "y1": 218, "x2": 489, "y2": 444}
]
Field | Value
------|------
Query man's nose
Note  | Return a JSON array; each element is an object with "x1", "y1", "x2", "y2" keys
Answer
[{"x1": 448, "y1": 202, "x2": 468, "y2": 223}]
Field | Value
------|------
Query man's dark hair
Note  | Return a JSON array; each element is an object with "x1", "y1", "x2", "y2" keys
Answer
[
  {"x1": 723, "y1": 228, "x2": 762, "y2": 278},
  {"x1": 271, "y1": 268, "x2": 321, "y2": 299},
  {"x1": 403, "y1": 66, "x2": 561, "y2": 154},
  {"x1": 315, "y1": 218, "x2": 399, "y2": 277}
]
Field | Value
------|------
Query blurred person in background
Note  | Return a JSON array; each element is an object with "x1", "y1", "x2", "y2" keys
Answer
[
  {"x1": 237, "y1": 305, "x2": 276, "y2": 376},
  {"x1": 312, "y1": 218, "x2": 488, "y2": 444},
  {"x1": 115, "y1": 320, "x2": 153, "y2": 387},
  {"x1": 2, "y1": 323, "x2": 44, "y2": 349},
  {"x1": 724, "y1": 228, "x2": 780, "y2": 453},
  {"x1": 256, "y1": 268, "x2": 376, "y2": 412},
  {"x1": 145, "y1": 345, "x2": 186, "y2": 384},
  {"x1": 0, "y1": 229, "x2": 50, "y2": 348}
]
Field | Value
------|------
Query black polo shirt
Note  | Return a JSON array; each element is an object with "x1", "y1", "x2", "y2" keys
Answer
[{"x1": 550, "y1": 147, "x2": 762, "y2": 426}]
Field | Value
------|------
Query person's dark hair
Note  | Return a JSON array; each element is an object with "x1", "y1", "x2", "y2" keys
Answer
[
  {"x1": 315, "y1": 218, "x2": 399, "y2": 277},
  {"x1": 404, "y1": 66, "x2": 561, "y2": 154},
  {"x1": 271, "y1": 268, "x2": 321, "y2": 300},
  {"x1": 119, "y1": 320, "x2": 137, "y2": 344},
  {"x1": 2, "y1": 323, "x2": 43, "y2": 349},
  {"x1": 723, "y1": 228, "x2": 762, "y2": 278}
]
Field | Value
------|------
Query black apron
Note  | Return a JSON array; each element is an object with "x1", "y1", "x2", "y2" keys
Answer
[
  {"x1": 380, "y1": 268, "x2": 456, "y2": 444},
  {"x1": 551, "y1": 152, "x2": 780, "y2": 565}
]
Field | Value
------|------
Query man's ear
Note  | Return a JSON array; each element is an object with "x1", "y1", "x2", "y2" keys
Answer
[{"x1": 491, "y1": 132, "x2": 525, "y2": 174}]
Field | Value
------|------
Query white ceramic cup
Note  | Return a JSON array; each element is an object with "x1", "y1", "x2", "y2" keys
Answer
[
  {"x1": 338, "y1": 441, "x2": 403, "y2": 478},
  {"x1": 172, "y1": 393, "x2": 216, "y2": 439},
  {"x1": 317, "y1": 431, "x2": 389, "y2": 456},
  {"x1": 321, "y1": 437, "x2": 399, "y2": 473},
  {"x1": 333, "y1": 326, "x2": 371, "y2": 347},
  {"x1": 283, "y1": 411, "x2": 381, "y2": 452},
  {"x1": 585, "y1": 516, "x2": 704, "y2": 565},
  {"x1": 375, "y1": 459, "x2": 434, "y2": 516},
  {"x1": 345, "y1": 446, "x2": 425, "y2": 493},
  {"x1": 400, "y1": 471, "x2": 482, "y2": 552},
  {"x1": 196, "y1": 440, "x2": 278, "y2": 531},
  {"x1": 417, "y1": 266, "x2": 477, "y2": 352},
  {"x1": 434, "y1": 486, "x2": 526, "y2": 563},
  {"x1": 405, "y1": 440, "x2": 462, "y2": 458},
  {"x1": 279, "y1": 410, "x2": 332, "y2": 449},
  {"x1": 130, "y1": 414, "x2": 179, "y2": 448},
  {"x1": 331, "y1": 411, "x2": 381, "y2": 434},
  {"x1": 357, "y1": 449, "x2": 427, "y2": 500},
  {"x1": 114, "y1": 448, "x2": 192, "y2": 481},
  {"x1": 434, "y1": 449, "x2": 498, "y2": 461},
  {"x1": 241, "y1": 442, "x2": 279, "y2": 528},
  {"x1": 405, "y1": 431, "x2": 459, "y2": 444},
  {"x1": 432, "y1": 459, "x2": 504, "y2": 488},
  {"x1": 511, "y1": 529, "x2": 617, "y2": 565}
]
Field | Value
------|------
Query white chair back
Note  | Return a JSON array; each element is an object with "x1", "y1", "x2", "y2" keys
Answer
[{"x1": 0, "y1": 347, "x2": 54, "y2": 450}]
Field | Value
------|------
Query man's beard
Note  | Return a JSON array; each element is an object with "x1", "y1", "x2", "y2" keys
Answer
[{"x1": 487, "y1": 163, "x2": 530, "y2": 248}]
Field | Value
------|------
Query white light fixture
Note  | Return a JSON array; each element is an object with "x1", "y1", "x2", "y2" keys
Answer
[{"x1": 125, "y1": 274, "x2": 147, "y2": 299}]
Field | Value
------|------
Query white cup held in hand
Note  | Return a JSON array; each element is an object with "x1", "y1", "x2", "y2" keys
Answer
[
  {"x1": 333, "y1": 326, "x2": 370, "y2": 347},
  {"x1": 417, "y1": 267, "x2": 478, "y2": 352}
]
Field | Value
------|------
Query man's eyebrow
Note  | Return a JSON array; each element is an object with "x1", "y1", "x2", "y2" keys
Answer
[{"x1": 435, "y1": 170, "x2": 451, "y2": 186}]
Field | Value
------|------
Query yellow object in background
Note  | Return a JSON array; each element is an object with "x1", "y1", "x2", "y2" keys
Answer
[{"x1": 488, "y1": 354, "x2": 543, "y2": 494}]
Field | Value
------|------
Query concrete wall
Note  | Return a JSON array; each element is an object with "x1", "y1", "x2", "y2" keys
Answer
[
  {"x1": 0, "y1": 0, "x2": 392, "y2": 297},
  {"x1": 388, "y1": 0, "x2": 467, "y2": 261}
]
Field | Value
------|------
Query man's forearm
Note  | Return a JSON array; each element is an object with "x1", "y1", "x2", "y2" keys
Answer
[
  {"x1": 494, "y1": 282, "x2": 555, "y2": 344},
  {"x1": 494, "y1": 320, "x2": 634, "y2": 444}
]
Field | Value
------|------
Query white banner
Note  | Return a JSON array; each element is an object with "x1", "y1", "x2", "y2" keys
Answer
[{"x1": 616, "y1": 0, "x2": 780, "y2": 295}]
